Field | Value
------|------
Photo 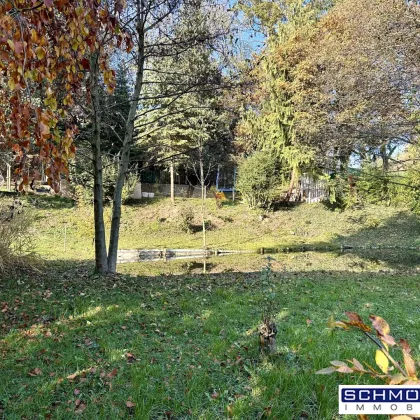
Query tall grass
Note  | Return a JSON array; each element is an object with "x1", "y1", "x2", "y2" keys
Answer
[{"x1": 0, "y1": 200, "x2": 39, "y2": 275}]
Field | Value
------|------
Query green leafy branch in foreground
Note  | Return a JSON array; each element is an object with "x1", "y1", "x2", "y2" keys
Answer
[{"x1": 317, "y1": 312, "x2": 420, "y2": 420}]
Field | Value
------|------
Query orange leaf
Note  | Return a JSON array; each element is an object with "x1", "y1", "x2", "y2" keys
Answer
[
  {"x1": 400, "y1": 339, "x2": 417, "y2": 378},
  {"x1": 107, "y1": 368, "x2": 118, "y2": 378},
  {"x1": 336, "y1": 365, "x2": 353, "y2": 373},
  {"x1": 39, "y1": 122, "x2": 50, "y2": 137}
]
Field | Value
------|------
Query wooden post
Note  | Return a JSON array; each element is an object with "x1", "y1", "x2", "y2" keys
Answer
[
  {"x1": 232, "y1": 167, "x2": 236, "y2": 202},
  {"x1": 6, "y1": 163, "x2": 11, "y2": 191},
  {"x1": 170, "y1": 160, "x2": 175, "y2": 205}
]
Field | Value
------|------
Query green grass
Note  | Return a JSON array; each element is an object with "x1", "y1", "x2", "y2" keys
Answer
[
  {"x1": 1, "y1": 264, "x2": 420, "y2": 419},
  {"x1": 1, "y1": 195, "x2": 419, "y2": 418},
  {"x1": 6, "y1": 195, "x2": 419, "y2": 261}
]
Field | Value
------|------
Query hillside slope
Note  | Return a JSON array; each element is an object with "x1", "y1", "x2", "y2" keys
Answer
[{"x1": 3, "y1": 195, "x2": 418, "y2": 261}]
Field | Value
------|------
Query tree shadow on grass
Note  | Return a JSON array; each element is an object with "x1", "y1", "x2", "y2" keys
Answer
[{"x1": 327, "y1": 210, "x2": 420, "y2": 270}]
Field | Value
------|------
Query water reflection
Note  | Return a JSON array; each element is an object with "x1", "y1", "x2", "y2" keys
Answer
[{"x1": 118, "y1": 248, "x2": 420, "y2": 276}]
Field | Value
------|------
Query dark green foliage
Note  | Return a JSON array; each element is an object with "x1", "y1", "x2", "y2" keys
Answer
[{"x1": 237, "y1": 151, "x2": 281, "y2": 209}]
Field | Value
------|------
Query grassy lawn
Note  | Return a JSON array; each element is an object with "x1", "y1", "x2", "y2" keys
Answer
[
  {"x1": 1, "y1": 195, "x2": 419, "y2": 418},
  {"x1": 1, "y1": 263, "x2": 420, "y2": 419},
  {"x1": 9, "y1": 195, "x2": 419, "y2": 261}
]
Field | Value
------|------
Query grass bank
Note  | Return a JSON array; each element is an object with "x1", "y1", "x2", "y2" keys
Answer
[{"x1": 4, "y1": 195, "x2": 419, "y2": 262}]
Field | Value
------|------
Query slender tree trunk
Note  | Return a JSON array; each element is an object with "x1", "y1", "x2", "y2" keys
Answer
[
  {"x1": 90, "y1": 52, "x2": 108, "y2": 273},
  {"x1": 200, "y1": 142, "x2": 206, "y2": 249},
  {"x1": 170, "y1": 160, "x2": 175, "y2": 204},
  {"x1": 107, "y1": 18, "x2": 145, "y2": 273},
  {"x1": 286, "y1": 167, "x2": 297, "y2": 201}
]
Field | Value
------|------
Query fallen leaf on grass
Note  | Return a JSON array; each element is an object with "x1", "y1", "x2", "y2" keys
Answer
[
  {"x1": 107, "y1": 368, "x2": 118, "y2": 378},
  {"x1": 74, "y1": 389, "x2": 81, "y2": 395},
  {"x1": 125, "y1": 353, "x2": 137, "y2": 363},
  {"x1": 74, "y1": 400, "x2": 87, "y2": 415},
  {"x1": 126, "y1": 401, "x2": 136, "y2": 408},
  {"x1": 28, "y1": 368, "x2": 42, "y2": 376}
]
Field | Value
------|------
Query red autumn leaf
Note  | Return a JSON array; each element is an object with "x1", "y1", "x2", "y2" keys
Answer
[
  {"x1": 400, "y1": 339, "x2": 417, "y2": 378},
  {"x1": 44, "y1": 0, "x2": 54, "y2": 8},
  {"x1": 345, "y1": 311, "x2": 363, "y2": 323},
  {"x1": 80, "y1": 58, "x2": 90, "y2": 70},
  {"x1": 74, "y1": 389, "x2": 81, "y2": 395},
  {"x1": 107, "y1": 368, "x2": 118, "y2": 378}
]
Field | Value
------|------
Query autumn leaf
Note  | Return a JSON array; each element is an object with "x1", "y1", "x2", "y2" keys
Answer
[
  {"x1": 80, "y1": 58, "x2": 90, "y2": 70},
  {"x1": 315, "y1": 366, "x2": 336, "y2": 374},
  {"x1": 390, "y1": 416, "x2": 415, "y2": 420},
  {"x1": 35, "y1": 47, "x2": 46, "y2": 60},
  {"x1": 14, "y1": 41, "x2": 24, "y2": 55},
  {"x1": 389, "y1": 373, "x2": 407, "y2": 385},
  {"x1": 336, "y1": 365, "x2": 353, "y2": 373},
  {"x1": 126, "y1": 401, "x2": 136, "y2": 408},
  {"x1": 400, "y1": 339, "x2": 417, "y2": 378},
  {"x1": 74, "y1": 401, "x2": 87, "y2": 415},
  {"x1": 375, "y1": 349, "x2": 389, "y2": 374},
  {"x1": 28, "y1": 367, "x2": 42, "y2": 376},
  {"x1": 370, "y1": 315, "x2": 396, "y2": 346},
  {"x1": 350, "y1": 358, "x2": 365, "y2": 372},
  {"x1": 107, "y1": 368, "x2": 118, "y2": 378},
  {"x1": 67, "y1": 372, "x2": 78, "y2": 381},
  {"x1": 39, "y1": 122, "x2": 50, "y2": 137}
]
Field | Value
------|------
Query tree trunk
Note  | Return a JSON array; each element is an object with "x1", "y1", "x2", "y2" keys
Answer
[
  {"x1": 170, "y1": 160, "x2": 175, "y2": 205},
  {"x1": 199, "y1": 143, "x2": 206, "y2": 249},
  {"x1": 90, "y1": 52, "x2": 108, "y2": 274},
  {"x1": 107, "y1": 19, "x2": 145, "y2": 274},
  {"x1": 258, "y1": 319, "x2": 277, "y2": 356},
  {"x1": 286, "y1": 167, "x2": 297, "y2": 201}
]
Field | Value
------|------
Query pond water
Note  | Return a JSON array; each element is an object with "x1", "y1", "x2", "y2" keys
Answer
[{"x1": 117, "y1": 248, "x2": 420, "y2": 277}]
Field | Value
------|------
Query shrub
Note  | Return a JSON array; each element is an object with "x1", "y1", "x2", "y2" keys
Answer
[
  {"x1": 237, "y1": 152, "x2": 281, "y2": 209},
  {"x1": 177, "y1": 207, "x2": 194, "y2": 233},
  {"x1": 0, "y1": 200, "x2": 39, "y2": 275}
]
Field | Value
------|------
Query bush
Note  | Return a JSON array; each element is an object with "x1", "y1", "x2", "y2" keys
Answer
[
  {"x1": 177, "y1": 207, "x2": 194, "y2": 233},
  {"x1": 0, "y1": 200, "x2": 39, "y2": 275},
  {"x1": 237, "y1": 152, "x2": 281, "y2": 209}
]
